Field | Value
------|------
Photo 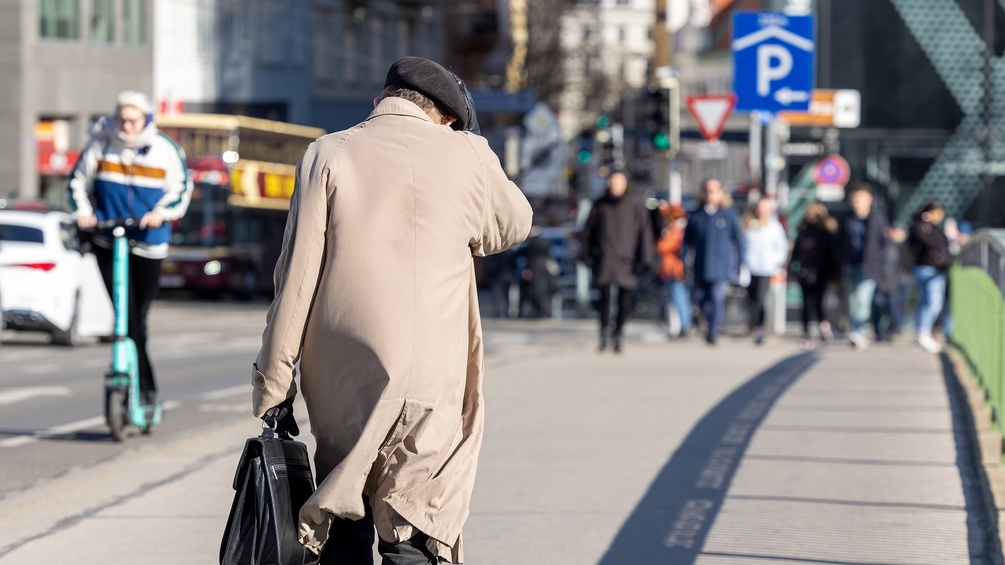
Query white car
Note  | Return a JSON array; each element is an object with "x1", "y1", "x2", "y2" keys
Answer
[{"x1": 0, "y1": 207, "x2": 113, "y2": 345}]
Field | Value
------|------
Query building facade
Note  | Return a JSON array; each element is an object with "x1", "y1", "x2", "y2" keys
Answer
[
  {"x1": 559, "y1": 0, "x2": 656, "y2": 140},
  {"x1": 0, "y1": 0, "x2": 153, "y2": 201},
  {"x1": 155, "y1": 0, "x2": 446, "y2": 134}
]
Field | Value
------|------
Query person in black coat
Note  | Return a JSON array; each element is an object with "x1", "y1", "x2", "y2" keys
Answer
[
  {"x1": 790, "y1": 202, "x2": 837, "y2": 348},
  {"x1": 520, "y1": 229, "x2": 558, "y2": 318},
  {"x1": 580, "y1": 172, "x2": 654, "y2": 353},
  {"x1": 683, "y1": 178, "x2": 746, "y2": 345},
  {"x1": 836, "y1": 182, "x2": 890, "y2": 349},
  {"x1": 907, "y1": 200, "x2": 952, "y2": 352}
]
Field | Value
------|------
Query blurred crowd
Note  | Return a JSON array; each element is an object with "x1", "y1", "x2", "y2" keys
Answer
[{"x1": 478, "y1": 173, "x2": 971, "y2": 356}]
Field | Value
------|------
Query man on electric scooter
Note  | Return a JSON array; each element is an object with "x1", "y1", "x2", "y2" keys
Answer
[{"x1": 68, "y1": 90, "x2": 192, "y2": 406}]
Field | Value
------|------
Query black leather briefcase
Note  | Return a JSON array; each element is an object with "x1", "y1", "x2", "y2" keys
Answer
[{"x1": 220, "y1": 418, "x2": 319, "y2": 565}]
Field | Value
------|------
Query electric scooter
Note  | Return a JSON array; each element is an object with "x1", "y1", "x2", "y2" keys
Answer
[{"x1": 96, "y1": 219, "x2": 163, "y2": 441}]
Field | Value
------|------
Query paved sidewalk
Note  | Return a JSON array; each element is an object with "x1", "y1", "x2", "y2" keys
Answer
[{"x1": 0, "y1": 325, "x2": 992, "y2": 564}]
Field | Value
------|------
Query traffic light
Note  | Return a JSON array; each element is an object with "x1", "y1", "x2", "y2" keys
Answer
[{"x1": 648, "y1": 87, "x2": 672, "y2": 151}]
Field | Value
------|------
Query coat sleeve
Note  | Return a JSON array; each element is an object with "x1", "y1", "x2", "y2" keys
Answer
[
  {"x1": 731, "y1": 210, "x2": 748, "y2": 267},
  {"x1": 152, "y1": 138, "x2": 193, "y2": 221},
  {"x1": 467, "y1": 135, "x2": 533, "y2": 256},
  {"x1": 252, "y1": 142, "x2": 331, "y2": 417},
  {"x1": 772, "y1": 221, "x2": 790, "y2": 272},
  {"x1": 66, "y1": 139, "x2": 102, "y2": 219}
]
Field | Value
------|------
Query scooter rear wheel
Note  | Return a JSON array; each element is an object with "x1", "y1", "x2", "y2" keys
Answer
[{"x1": 107, "y1": 390, "x2": 127, "y2": 442}]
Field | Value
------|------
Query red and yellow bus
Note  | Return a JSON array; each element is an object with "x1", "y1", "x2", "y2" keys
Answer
[{"x1": 155, "y1": 113, "x2": 325, "y2": 297}]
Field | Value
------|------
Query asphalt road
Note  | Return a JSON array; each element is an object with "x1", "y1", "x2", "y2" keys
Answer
[{"x1": 0, "y1": 300, "x2": 268, "y2": 496}]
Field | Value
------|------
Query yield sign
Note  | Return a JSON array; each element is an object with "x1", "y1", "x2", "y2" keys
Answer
[{"x1": 686, "y1": 95, "x2": 737, "y2": 142}]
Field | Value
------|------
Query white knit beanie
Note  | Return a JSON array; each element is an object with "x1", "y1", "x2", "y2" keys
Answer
[{"x1": 115, "y1": 90, "x2": 152, "y2": 115}]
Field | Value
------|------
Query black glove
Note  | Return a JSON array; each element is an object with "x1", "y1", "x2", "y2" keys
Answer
[{"x1": 263, "y1": 396, "x2": 300, "y2": 437}]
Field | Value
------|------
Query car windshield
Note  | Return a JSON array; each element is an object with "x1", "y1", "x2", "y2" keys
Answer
[{"x1": 0, "y1": 223, "x2": 44, "y2": 243}]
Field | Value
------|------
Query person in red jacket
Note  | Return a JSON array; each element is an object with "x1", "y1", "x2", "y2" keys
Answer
[{"x1": 657, "y1": 202, "x2": 691, "y2": 337}]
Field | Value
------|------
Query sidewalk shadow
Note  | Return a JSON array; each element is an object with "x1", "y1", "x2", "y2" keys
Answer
[
  {"x1": 597, "y1": 351, "x2": 817, "y2": 565},
  {"x1": 939, "y1": 353, "x2": 1005, "y2": 565}
]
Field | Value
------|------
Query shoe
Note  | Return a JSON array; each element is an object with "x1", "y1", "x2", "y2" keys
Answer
[
  {"x1": 916, "y1": 333, "x2": 942, "y2": 353},
  {"x1": 819, "y1": 322, "x2": 833, "y2": 343},
  {"x1": 849, "y1": 332, "x2": 869, "y2": 350},
  {"x1": 140, "y1": 390, "x2": 158, "y2": 406},
  {"x1": 598, "y1": 331, "x2": 609, "y2": 352},
  {"x1": 799, "y1": 337, "x2": 816, "y2": 351},
  {"x1": 753, "y1": 329, "x2": 765, "y2": 345},
  {"x1": 613, "y1": 335, "x2": 623, "y2": 354},
  {"x1": 705, "y1": 334, "x2": 717, "y2": 346}
]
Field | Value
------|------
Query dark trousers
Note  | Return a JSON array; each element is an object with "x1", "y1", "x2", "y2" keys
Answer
[
  {"x1": 872, "y1": 289, "x2": 896, "y2": 340},
  {"x1": 799, "y1": 280, "x2": 827, "y2": 336},
  {"x1": 597, "y1": 285, "x2": 632, "y2": 337},
  {"x1": 693, "y1": 280, "x2": 726, "y2": 339},
  {"x1": 746, "y1": 275, "x2": 771, "y2": 329},
  {"x1": 93, "y1": 245, "x2": 161, "y2": 394},
  {"x1": 319, "y1": 498, "x2": 437, "y2": 565}
]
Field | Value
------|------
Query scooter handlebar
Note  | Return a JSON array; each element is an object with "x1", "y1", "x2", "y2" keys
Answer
[{"x1": 93, "y1": 218, "x2": 139, "y2": 230}]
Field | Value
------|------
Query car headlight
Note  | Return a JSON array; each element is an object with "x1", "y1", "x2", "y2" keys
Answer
[{"x1": 204, "y1": 260, "x2": 223, "y2": 276}]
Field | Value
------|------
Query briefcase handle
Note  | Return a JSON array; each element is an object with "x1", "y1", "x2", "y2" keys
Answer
[{"x1": 261, "y1": 405, "x2": 290, "y2": 439}]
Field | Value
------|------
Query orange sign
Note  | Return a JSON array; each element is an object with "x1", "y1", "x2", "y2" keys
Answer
[{"x1": 779, "y1": 89, "x2": 861, "y2": 128}]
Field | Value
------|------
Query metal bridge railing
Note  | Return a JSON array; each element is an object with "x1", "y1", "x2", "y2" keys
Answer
[{"x1": 951, "y1": 229, "x2": 1005, "y2": 450}]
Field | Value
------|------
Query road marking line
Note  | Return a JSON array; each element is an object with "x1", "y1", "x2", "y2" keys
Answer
[
  {"x1": 201, "y1": 385, "x2": 250, "y2": 400},
  {"x1": 0, "y1": 386, "x2": 72, "y2": 405},
  {"x1": 0, "y1": 401, "x2": 181, "y2": 448},
  {"x1": 18, "y1": 364, "x2": 62, "y2": 375}
]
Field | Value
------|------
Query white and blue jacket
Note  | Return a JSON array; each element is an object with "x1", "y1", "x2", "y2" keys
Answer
[{"x1": 67, "y1": 117, "x2": 191, "y2": 259}]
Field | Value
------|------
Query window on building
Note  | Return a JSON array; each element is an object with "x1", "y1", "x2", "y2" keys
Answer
[
  {"x1": 618, "y1": 26, "x2": 626, "y2": 43},
  {"x1": 584, "y1": 57, "x2": 591, "y2": 77},
  {"x1": 370, "y1": 17, "x2": 383, "y2": 84},
  {"x1": 90, "y1": 0, "x2": 113, "y2": 43},
  {"x1": 39, "y1": 0, "x2": 79, "y2": 40},
  {"x1": 397, "y1": 18, "x2": 411, "y2": 59},
  {"x1": 343, "y1": 23, "x2": 358, "y2": 83},
  {"x1": 123, "y1": 0, "x2": 146, "y2": 44},
  {"x1": 582, "y1": 25, "x2": 591, "y2": 42},
  {"x1": 313, "y1": 9, "x2": 334, "y2": 82},
  {"x1": 260, "y1": 0, "x2": 288, "y2": 64}
]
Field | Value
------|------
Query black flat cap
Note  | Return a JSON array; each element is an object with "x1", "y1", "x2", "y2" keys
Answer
[{"x1": 385, "y1": 56, "x2": 474, "y2": 132}]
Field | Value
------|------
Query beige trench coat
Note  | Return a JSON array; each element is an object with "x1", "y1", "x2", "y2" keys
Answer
[{"x1": 252, "y1": 97, "x2": 532, "y2": 562}]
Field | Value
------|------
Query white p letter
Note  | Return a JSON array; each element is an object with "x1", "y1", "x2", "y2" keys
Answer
[{"x1": 757, "y1": 44, "x2": 793, "y2": 96}]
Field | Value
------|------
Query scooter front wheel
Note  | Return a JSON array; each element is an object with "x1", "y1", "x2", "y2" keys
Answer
[{"x1": 106, "y1": 390, "x2": 128, "y2": 442}]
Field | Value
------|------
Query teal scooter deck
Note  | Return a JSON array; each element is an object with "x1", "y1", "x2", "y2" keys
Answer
[{"x1": 99, "y1": 220, "x2": 162, "y2": 441}]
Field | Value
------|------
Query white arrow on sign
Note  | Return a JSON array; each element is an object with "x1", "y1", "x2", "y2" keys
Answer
[{"x1": 774, "y1": 87, "x2": 810, "y2": 105}]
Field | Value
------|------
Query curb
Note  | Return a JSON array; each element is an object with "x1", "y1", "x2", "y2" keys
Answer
[{"x1": 946, "y1": 347, "x2": 1005, "y2": 564}]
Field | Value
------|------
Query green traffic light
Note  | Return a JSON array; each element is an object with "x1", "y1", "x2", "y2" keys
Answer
[
  {"x1": 577, "y1": 150, "x2": 592, "y2": 164},
  {"x1": 596, "y1": 115, "x2": 610, "y2": 129},
  {"x1": 652, "y1": 131, "x2": 670, "y2": 150}
]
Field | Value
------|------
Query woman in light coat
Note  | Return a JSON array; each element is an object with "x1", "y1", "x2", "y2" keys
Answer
[{"x1": 742, "y1": 198, "x2": 789, "y2": 344}]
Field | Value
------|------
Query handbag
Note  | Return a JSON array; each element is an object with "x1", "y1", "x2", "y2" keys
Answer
[{"x1": 220, "y1": 411, "x2": 320, "y2": 565}]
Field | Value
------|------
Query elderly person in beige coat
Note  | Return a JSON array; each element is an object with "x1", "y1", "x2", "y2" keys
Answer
[{"x1": 252, "y1": 57, "x2": 532, "y2": 564}]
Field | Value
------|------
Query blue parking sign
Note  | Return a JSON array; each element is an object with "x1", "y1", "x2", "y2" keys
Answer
[{"x1": 732, "y1": 12, "x2": 814, "y2": 112}]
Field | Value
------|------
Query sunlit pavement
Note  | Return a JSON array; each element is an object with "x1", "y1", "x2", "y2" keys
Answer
[{"x1": 0, "y1": 301, "x2": 990, "y2": 564}]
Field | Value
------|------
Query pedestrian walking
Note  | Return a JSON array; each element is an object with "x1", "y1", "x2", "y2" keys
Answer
[
  {"x1": 520, "y1": 227, "x2": 559, "y2": 318},
  {"x1": 67, "y1": 90, "x2": 192, "y2": 405},
  {"x1": 742, "y1": 198, "x2": 789, "y2": 344},
  {"x1": 580, "y1": 171, "x2": 654, "y2": 353},
  {"x1": 656, "y1": 202, "x2": 691, "y2": 338},
  {"x1": 684, "y1": 178, "x2": 747, "y2": 345},
  {"x1": 907, "y1": 201, "x2": 952, "y2": 353},
  {"x1": 836, "y1": 182, "x2": 890, "y2": 350},
  {"x1": 871, "y1": 226, "x2": 907, "y2": 342},
  {"x1": 251, "y1": 57, "x2": 532, "y2": 564},
  {"x1": 790, "y1": 202, "x2": 837, "y2": 349}
]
